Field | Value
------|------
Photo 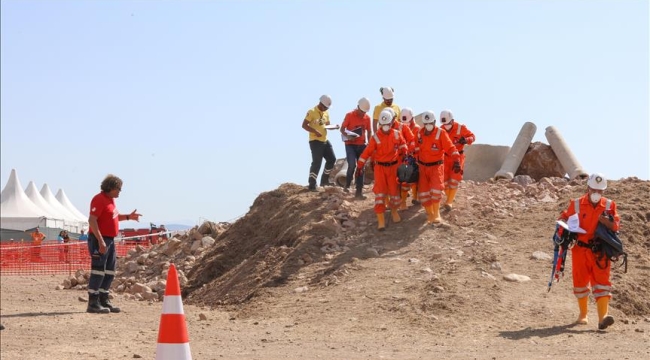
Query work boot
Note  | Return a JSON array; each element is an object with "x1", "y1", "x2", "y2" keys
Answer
[
  {"x1": 354, "y1": 188, "x2": 367, "y2": 200},
  {"x1": 377, "y1": 213, "x2": 386, "y2": 231},
  {"x1": 87, "y1": 293, "x2": 110, "y2": 314},
  {"x1": 597, "y1": 297, "x2": 614, "y2": 330},
  {"x1": 425, "y1": 204, "x2": 435, "y2": 224},
  {"x1": 391, "y1": 208, "x2": 401, "y2": 223},
  {"x1": 99, "y1": 292, "x2": 121, "y2": 313},
  {"x1": 444, "y1": 188, "x2": 458, "y2": 209},
  {"x1": 399, "y1": 190, "x2": 408, "y2": 210},
  {"x1": 320, "y1": 174, "x2": 331, "y2": 187},
  {"x1": 343, "y1": 186, "x2": 350, "y2": 193},
  {"x1": 576, "y1": 297, "x2": 589, "y2": 325},
  {"x1": 411, "y1": 185, "x2": 419, "y2": 205},
  {"x1": 431, "y1": 203, "x2": 442, "y2": 224}
]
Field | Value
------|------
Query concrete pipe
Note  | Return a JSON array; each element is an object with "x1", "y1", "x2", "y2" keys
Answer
[
  {"x1": 334, "y1": 161, "x2": 348, "y2": 187},
  {"x1": 494, "y1": 122, "x2": 537, "y2": 180},
  {"x1": 463, "y1": 144, "x2": 511, "y2": 182},
  {"x1": 545, "y1": 126, "x2": 588, "y2": 179}
]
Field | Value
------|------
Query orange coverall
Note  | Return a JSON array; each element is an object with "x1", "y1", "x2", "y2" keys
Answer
[
  {"x1": 442, "y1": 122, "x2": 475, "y2": 189},
  {"x1": 560, "y1": 194, "x2": 620, "y2": 300},
  {"x1": 414, "y1": 127, "x2": 459, "y2": 206},
  {"x1": 393, "y1": 122, "x2": 416, "y2": 198},
  {"x1": 358, "y1": 129, "x2": 407, "y2": 214},
  {"x1": 30, "y1": 231, "x2": 45, "y2": 261}
]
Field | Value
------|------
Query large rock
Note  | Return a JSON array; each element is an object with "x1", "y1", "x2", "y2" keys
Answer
[{"x1": 515, "y1": 142, "x2": 565, "y2": 180}]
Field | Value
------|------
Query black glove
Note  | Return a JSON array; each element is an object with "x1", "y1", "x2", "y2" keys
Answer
[
  {"x1": 452, "y1": 161, "x2": 461, "y2": 173},
  {"x1": 458, "y1": 137, "x2": 467, "y2": 145},
  {"x1": 355, "y1": 164, "x2": 363, "y2": 178}
]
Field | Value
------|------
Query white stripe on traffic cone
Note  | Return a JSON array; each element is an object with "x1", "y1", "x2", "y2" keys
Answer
[{"x1": 155, "y1": 264, "x2": 192, "y2": 360}]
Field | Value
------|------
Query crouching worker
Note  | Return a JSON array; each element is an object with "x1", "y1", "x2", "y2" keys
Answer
[
  {"x1": 414, "y1": 111, "x2": 460, "y2": 224},
  {"x1": 357, "y1": 109, "x2": 407, "y2": 231},
  {"x1": 558, "y1": 173, "x2": 620, "y2": 330}
]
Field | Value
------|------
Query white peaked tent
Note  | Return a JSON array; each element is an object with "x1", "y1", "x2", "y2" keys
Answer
[
  {"x1": 25, "y1": 181, "x2": 67, "y2": 221},
  {"x1": 0, "y1": 169, "x2": 65, "y2": 231},
  {"x1": 40, "y1": 184, "x2": 82, "y2": 225},
  {"x1": 55, "y1": 188, "x2": 88, "y2": 222}
]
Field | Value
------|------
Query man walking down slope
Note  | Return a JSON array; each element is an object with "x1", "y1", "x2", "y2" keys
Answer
[{"x1": 302, "y1": 94, "x2": 339, "y2": 191}]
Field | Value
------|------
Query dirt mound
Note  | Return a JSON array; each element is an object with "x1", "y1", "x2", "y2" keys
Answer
[{"x1": 182, "y1": 177, "x2": 650, "y2": 323}]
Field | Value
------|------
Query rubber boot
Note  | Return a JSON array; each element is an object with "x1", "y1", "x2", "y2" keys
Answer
[
  {"x1": 576, "y1": 297, "x2": 588, "y2": 325},
  {"x1": 391, "y1": 208, "x2": 401, "y2": 223},
  {"x1": 377, "y1": 213, "x2": 386, "y2": 231},
  {"x1": 354, "y1": 188, "x2": 367, "y2": 200},
  {"x1": 431, "y1": 203, "x2": 442, "y2": 223},
  {"x1": 411, "y1": 184, "x2": 419, "y2": 205},
  {"x1": 597, "y1": 297, "x2": 614, "y2": 330},
  {"x1": 87, "y1": 293, "x2": 110, "y2": 314},
  {"x1": 444, "y1": 188, "x2": 458, "y2": 211},
  {"x1": 99, "y1": 292, "x2": 121, "y2": 313},
  {"x1": 399, "y1": 189, "x2": 408, "y2": 210},
  {"x1": 425, "y1": 204, "x2": 435, "y2": 224}
]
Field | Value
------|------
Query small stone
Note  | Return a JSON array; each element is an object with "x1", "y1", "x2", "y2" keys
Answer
[{"x1": 198, "y1": 313, "x2": 208, "y2": 321}]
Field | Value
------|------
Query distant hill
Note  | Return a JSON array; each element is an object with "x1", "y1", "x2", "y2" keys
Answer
[
  {"x1": 163, "y1": 223, "x2": 193, "y2": 231},
  {"x1": 119, "y1": 223, "x2": 193, "y2": 231}
]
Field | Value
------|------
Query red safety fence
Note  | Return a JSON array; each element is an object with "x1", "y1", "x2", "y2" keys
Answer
[{"x1": 0, "y1": 241, "x2": 151, "y2": 276}]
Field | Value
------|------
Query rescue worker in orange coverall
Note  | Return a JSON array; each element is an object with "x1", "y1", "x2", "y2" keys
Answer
[
  {"x1": 439, "y1": 109, "x2": 475, "y2": 211},
  {"x1": 414, "y1": 111, "x2": 460, "y2": 224},
  {"x1": 401, "y1": 108, "x2": 422, "y2": 206},
  {"x1": 558, "y1": 173, "x2": 620, "y2": 330},
  {"x1": 386, "y1": 107, "x2": 418, "y2": 210},
  {"x1": 356, "y1": 109, "x2": 407, "y2": 231}
]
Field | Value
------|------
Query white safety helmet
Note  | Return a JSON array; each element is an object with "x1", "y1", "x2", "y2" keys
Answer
[
  {"x1": 400, "y1": 107, "x2": 413, "y2": 123},
  {"x1": 357, "y1": 97, "x2": 371, "y2": 112},
  {"x1": 383, "y1": 107, "x2": 396, "y2": 119},
  {"x1": 440, "y1": 110, "x2": 454, "y2": 125},
  {"x1": 378, "y1": 109, "x2": 394, "y2": 125},
  {"x1": 421, "y1": 110, "x2": 436, "y2": 124},
  {"x1": 319, "y1": 94, "x2": 332, "y2": 108},
  {"x1": 380, "y1": 87, "x2": 394, "y2": 100},
  {"x1": 587, "y1": 173, "x2": 607, "y2": 190}
]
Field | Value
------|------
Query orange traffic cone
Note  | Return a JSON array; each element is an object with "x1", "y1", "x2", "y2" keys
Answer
[{"x1": 155, "y1": 264, "x2": 192, "y2": 360}]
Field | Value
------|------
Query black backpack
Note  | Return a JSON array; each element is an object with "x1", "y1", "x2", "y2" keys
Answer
[
  {"x1": 593, "y1": 223, "x2": 628, "y2": 273},
  {"x1": 397, "y1": 156, "x2": 419, "y2": 184}
]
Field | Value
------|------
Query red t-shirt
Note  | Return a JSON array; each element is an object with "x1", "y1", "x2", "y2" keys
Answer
[
  {"x1": 341, "y1": 110, "x2": 370, "y2": 145},
  {"x1": 89, "y1": 192, "x2": 119, "y2": 237}
]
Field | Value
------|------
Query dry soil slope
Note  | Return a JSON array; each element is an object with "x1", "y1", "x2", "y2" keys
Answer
[{"x1": 184, "y1": 178, "x2": 650, "y2": 330}]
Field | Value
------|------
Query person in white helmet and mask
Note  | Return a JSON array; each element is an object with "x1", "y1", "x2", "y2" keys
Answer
[
  {"x1": 372, "y1": 87, "x2": 400, "y2": 134},
  {"x1": 558, "y1": 173, "x2": 620, "y2": 330},
  {"x1": 302, "y1": 94, "x2": 339, "y2": 191},
  {"x1": 439, "y1": 109, "x2": 475, "y2": 211},
  {"x1": 396, "y1": 107, "x2": 418, "y2": 209},
  {"x1": 413, "y1": 111, "x2": 460, "y2": 224},
  {"x1": 356, "y1": 109, "x2": 408, "y2": 230},
  {"x1": 340, "y1": 97, "x2": 372, "y2": 199}
]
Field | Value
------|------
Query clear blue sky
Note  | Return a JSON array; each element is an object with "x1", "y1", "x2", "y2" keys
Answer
[{"x1": 2, "y1": 0, "x2": 648, "y2": 227}]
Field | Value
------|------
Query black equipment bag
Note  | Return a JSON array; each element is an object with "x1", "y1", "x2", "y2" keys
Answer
[
  {"x1": 397, "y1": 156, "x2": 419, "y2": 183},
  {"x1": 593, "y1": 223, "x2": 628, "y2": 273}
]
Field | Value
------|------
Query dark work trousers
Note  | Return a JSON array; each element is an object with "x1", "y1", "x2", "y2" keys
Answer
[
  {"x1": 309, "y1": 140, "x2": 336, "y2": 188},
  {"x1": 87, "y1": 233, "x2": 117, "y2": 295},
  {"x1": 345, "y1": 144, "x2": 367, "y2": 190}
]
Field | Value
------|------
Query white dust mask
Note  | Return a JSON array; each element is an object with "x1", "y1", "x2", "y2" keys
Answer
[
  {"x1": 590, "y1": 192, "x2": 602, "y2": 203},
  {"x1": 425, "y1": 124, "x2": 434, "y2": 131},
  {"x1": 381, "y1": 125, "x2": 391, "y2": 132}
]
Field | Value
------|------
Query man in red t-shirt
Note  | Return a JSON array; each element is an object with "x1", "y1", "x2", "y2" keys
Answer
[
  {"x1": 340, "y1": 97, "x2": 372, "y2": 199},
  {"x1": 86, "y1": 174, "x2": 142, "y2": 314}
]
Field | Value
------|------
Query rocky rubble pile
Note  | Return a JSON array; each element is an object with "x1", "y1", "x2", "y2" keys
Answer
[{"x1": 57, "y1": 221, "x2": 230, "y2": 301}]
